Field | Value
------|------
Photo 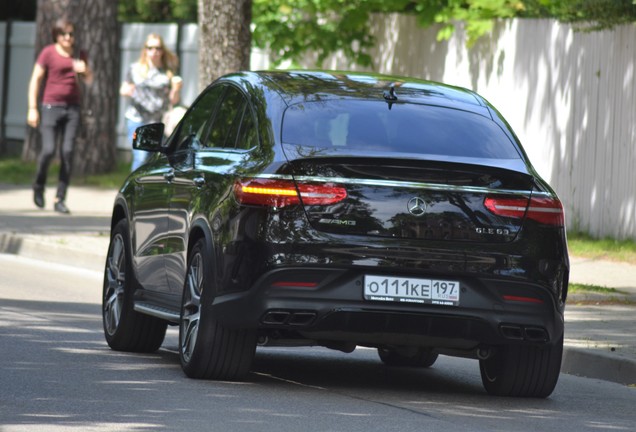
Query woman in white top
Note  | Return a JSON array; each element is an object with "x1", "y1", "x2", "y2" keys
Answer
[{"x1": 120, "y1": 33, "x2": 182, "y2": 171}]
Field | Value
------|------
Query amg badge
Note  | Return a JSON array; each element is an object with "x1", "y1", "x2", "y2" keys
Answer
[{"x1": 319, "y1": 218, "x2": 356, "y2": 226}]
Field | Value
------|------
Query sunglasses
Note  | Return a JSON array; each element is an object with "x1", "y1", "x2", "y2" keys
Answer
[
  {"x1": 146, "y1": 45, "x2": 163, "y2": 51},
  {"x1": 59, "y1": 32, "x2": 74, "y2": 38}
]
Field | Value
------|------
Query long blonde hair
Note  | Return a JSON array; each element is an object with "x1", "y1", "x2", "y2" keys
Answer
[{"x1": 136, "y1": 33, "x2": 179, "y2": 78}]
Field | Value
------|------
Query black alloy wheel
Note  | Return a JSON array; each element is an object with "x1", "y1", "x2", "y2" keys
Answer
[
  {"x1": 179, "y1": 237, "x2": 257, "y2": 380},
  {"x1": 102, "y1": 219, "x2": 167, "y2": 352}
]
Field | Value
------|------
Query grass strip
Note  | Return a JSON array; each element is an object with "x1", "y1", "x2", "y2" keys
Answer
[
  {"x1": 0, "y1": 157, "x2": 129, "y2": 189},
  {"x1": 569, "y1": 283, "x2": 627, "y2": 295}
]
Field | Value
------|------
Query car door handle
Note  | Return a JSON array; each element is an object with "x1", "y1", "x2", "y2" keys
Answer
[
  {"x1": 164, "y1": 170, "x2": 175, "y2": 182},
  {"x1": 193, "y1": 177, "x2": 206, "y2": 188}
]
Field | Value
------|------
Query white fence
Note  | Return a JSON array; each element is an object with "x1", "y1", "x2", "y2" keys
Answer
[{"x1": 1, "y1": 18, "x2": 635, "y2": 240}]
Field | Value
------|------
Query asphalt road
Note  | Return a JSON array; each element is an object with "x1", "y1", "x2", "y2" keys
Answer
[{"x1": 1, "y1": 254, "x2": 635, "y2": 432}]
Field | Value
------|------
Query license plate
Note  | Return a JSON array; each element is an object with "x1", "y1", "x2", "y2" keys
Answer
[{"x1": 364, "y1": 275, "x2": 460, "y2": 306}]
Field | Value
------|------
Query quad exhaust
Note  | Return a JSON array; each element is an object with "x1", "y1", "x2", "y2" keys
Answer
[{"x1": 261, "y1": 310, "x2": 317, "y2": 327}]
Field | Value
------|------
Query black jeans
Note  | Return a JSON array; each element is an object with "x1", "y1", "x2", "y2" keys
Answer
[{"x1": 34, "y1": 104, "x2": 81, "y2": 201}]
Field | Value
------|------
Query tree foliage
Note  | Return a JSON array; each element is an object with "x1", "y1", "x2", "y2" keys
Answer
[
  {"x1": 252, "y1": 1, "x2": 403, "y2": 67},
  {"x1": 522, "y1": 0, "x2": 636, "y2": 31},
  {"x1": 416, "y1": 1, "x2": 526, "y2": 45},
  {"x1": 118, "y1": 0, "x2": 197, "y2": 22}
]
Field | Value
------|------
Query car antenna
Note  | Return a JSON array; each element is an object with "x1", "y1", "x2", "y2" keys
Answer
[{"x1": 383, "y1": 84, "x2": 398, "y2": 110}]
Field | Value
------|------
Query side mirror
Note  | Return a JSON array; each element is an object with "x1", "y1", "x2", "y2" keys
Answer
[{"x1": 133, "y1": 123, "x2": 165, "y2": 152}]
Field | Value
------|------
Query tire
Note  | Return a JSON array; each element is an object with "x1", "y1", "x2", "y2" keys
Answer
[
  {"x1": 102, "y1": 219, "x2": 167, "y2": 352},
  {"x1": 479, "y1": 336, "x2": 563, "y2": 398},
  {"x1": 179, "y1": 238, "x2": 257, "y2": 380},
  {"x1": 378, "y1": 347, "x2": 438, "y2": 368}
]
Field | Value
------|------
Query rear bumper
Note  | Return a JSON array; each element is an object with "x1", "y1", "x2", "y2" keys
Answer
[{"x1": 211, "y1": 267, "x2": 565, "y2": 350}]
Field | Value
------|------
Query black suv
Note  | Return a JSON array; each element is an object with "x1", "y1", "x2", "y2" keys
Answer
[{"x1": 102, "y1": 70, "x2": 568, "y2": 397}]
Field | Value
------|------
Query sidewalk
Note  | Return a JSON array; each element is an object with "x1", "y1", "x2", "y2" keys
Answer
[
  {"x1": 1, "y1": 183, "x2": 635, "y2": 387},
  {"x1": 0, "y1": 184, "x2": 115, "y2": 271}
]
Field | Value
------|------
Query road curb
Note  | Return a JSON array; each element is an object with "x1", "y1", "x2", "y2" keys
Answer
[
  {"x1": 567, "y1": 293, "x2": 636, "y2": 304},
  {"x1": 562, "y1": 346, "x2": 636, "y2": 386},
  {"x1": 0, "y1": 232, "x2": 108, "y2": 272}
]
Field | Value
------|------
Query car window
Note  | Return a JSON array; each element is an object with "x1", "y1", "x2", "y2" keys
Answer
[
  {"x1": 172, "y1": 85, "x2": 224, "y2": 152},
  {"x1": 235, "y1": 106, "x2": 258, "y2": 150},
  {"x1": 205, "y1": 86, "x2": 247, "y2": 149},
  {"x1": 282, "y1": 100, "x2": 521, "y2": 159}
]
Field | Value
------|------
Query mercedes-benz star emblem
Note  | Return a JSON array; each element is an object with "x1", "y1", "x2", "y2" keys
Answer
[{"x1": 407, "y1": 197, "x2": 427, "y2": 216}]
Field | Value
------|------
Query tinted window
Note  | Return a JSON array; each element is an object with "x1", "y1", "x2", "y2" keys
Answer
[
  {"x1": 282, "y1": 100, "x2": 520, "y2": 159},
  {"x1": 236, "y1": 106, "x2": 258, "y2": 150},
  {"x1": 173, "y1": 86, "x2": 223, "y2": 151},
  {"x1": 206, "y1": 86, "x2": 246, "y2": 149}
]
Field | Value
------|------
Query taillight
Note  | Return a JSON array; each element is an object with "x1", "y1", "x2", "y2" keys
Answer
[
  {"x1": 484, "y1": 195, "x2": 564, "y2": 226},
  {"x1": 234, "y1": 178, "x2": 347, "y2": 207}
]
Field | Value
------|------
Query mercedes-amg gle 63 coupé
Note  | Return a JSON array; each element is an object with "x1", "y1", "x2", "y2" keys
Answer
[{"x1": 102, "y1": 70, "x2": 568, "y2": 398}]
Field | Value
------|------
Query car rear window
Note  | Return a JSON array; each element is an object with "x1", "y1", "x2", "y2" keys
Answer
[{"x1": 282, "y1": 100, "x2": 521, "y2": 159}]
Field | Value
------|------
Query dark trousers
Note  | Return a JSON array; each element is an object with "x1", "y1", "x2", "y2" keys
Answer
[{"x1": 34, "y1": 105, "x2": 81, "y2": 201}]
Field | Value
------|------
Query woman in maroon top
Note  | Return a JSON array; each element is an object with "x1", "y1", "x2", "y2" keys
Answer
[{"x1": 27, "y1": 17, "x2": 93, "y2": 214}]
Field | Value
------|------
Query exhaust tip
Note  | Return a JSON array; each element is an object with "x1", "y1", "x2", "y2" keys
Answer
[
  {"x1": 500, "y1": 324, "x2": 549, "y2": 342},
  {"x1": 262, "y1": 311, "x2": 291, "y2": 325},
  {"x1": 288, "y1": 312, "x2": 316, "y2": 326},
  {"x1": 500, "y1": 324, "x2": 524, "y2": 340},
  {"x1": 524, "y1": 326, "x2": 549, "y2": 342},
  {"x1": 261, "y1": 310, "x2": 317, "y2": 327}
]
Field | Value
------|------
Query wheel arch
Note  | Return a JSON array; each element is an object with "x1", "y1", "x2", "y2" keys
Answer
[
  {"x1": 110, "y1": 202, "x2": 127, "y2": 231},
  {"x1": 188, "y1": 218, "x2": 215, "y2": 261},
  {"x1": 108, "y1": 198, "x2": 141, "y2": 284},
  {"x1": 109, "y1": 193, "x2": 131, "y2": 233}
]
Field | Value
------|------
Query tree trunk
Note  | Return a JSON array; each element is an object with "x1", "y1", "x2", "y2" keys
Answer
[
  {"x1": 73, "y1": 0, "x2": 119, "y2": 175},
  {"x1": 197, "y1": 0, "x2": 252, "y2": 90},
  {"x1": 23, "y1": 0, "x2": 119, "y2": 176}
]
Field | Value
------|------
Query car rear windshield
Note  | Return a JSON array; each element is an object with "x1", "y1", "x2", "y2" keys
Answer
[{"x1": 282, "y1": 100, "x2": 521, "y2": 159}]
